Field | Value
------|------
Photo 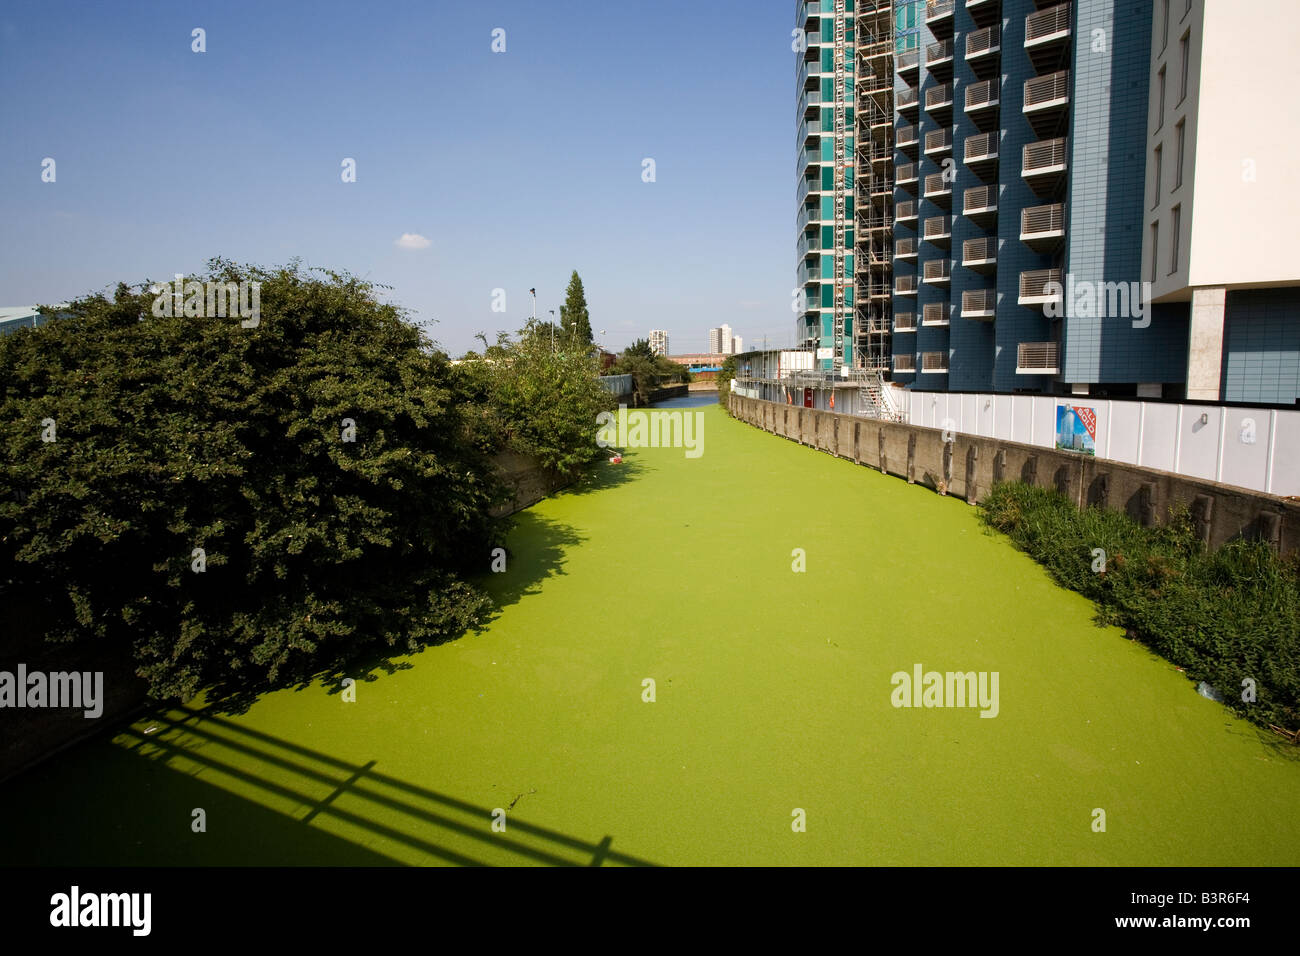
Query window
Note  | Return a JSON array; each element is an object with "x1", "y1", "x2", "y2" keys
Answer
[
  {"x1": 1178, "y1": 31, "x2": 1191, "y2": 104},
  {"x1": 1174, "y1": 119, "x2": 1185, "y2": 188},
  {"x1": 1152, "y1": 144, "x2": 1162, "y2": 206},
  {"x1": 1150, "y1": 222, "x2": 1160, "y2": 283},
  {"x1": 1170, "y1": 205, "x2": 1182, "y2": 273},
  {"x1": 1155, "y1": 67, "x2": 1166, "y2": 131},
  {"x1": 1160, "y1": 0, "x2": 1170, "y2": 53}
]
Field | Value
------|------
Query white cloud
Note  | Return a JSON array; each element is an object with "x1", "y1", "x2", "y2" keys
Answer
[{"x1": 394, "y1": 233, "x2": 432, "y2": 250}]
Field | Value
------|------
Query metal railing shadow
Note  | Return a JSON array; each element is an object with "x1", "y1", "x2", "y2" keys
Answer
[{"x1": 116, "y1": 707, "x2": 656, "y2": 867}]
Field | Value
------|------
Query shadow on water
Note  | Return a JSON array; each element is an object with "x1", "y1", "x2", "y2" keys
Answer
[
  {"x1": 201, "y1": 499, "x2": 599, "y2": 716},
  {"x1": 0, "y1": 705, "x2": 657, "y2": 867}
]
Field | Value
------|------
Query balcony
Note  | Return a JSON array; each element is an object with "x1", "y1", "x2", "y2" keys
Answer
[
  {"x1": 926, "y1": 39, "x2": 954, "y2": 74},
  {"x1": 1016, "y1": 341, "x2": 1060, "y2": 375},
  {"x1": 923, "y1": 172, "x2": 952, "y2": 207},
  {"x1": 964, "y1": 79, "x2": 1000, "y2": 130},
  {"x1": 897, "y1": 124, "x2": 920, "y2": 153},
  {"x1": 797, "y1": 118, "x2": 821, "y2": 145},
  {"x1": 894, "y1": 353, "x2": 917, "y2": 372},
  {"x1": 965, "y1": 26, "x2": 1000, "y2": 78},
  {"x1": 895, "y1": 162, "x2": 918, "y2": 187},
  {"x1": 797, "y1": 261, "x2": 820, "y2": 286},
  {"x1": 1024, "y1": 70, "x2": 1070, "y2": 136},
  {"x1": 1025, "y1": 3, "x2": 1072, "y2": 71},
  {"x1": 1018, "y1": 268, "x2": 1064, "y2": 306},
  {"x1": 962, "y1": 288, "x2": 997, "y2": 320},
  {"x1": 923, "y1": 260, "x2": 952, "y2": 285},
  {"x1": 896, "y1": 49, "x2": 919, "y2": 77},
  {"x1": 962, "y1": 237, "x2": 998, "y2": 272},
  {"x1": 895, "y1": 200, "x2": 918, "y2": 223},
  {"x1": 797, "y1": 147, "x2": 820, "y2": 175},
  {"x1": 963, "y1": 132, "x2": 999, "y2": 181},
  {"x1": 963, "y1": 184, "x2": 998, "y2": 227},
  {"x1": 921, "y1": 351, "x2": 950, "y2": 374},
  {"x1": 1020, "y1": 202, "x2": 1066, "y2": 251},
  {"x1": 926, "y1": 83, "x2": 954, "y2": 119},
  {"x1": 895, "y1": 274, "x2": 919, "y2": 296},
  {"x1": 1022, "y1": 137, "x2": 1068, "y2": 196},
  {"x1": 797, "y1": 88, "x2": 823, "y2": 118},
  {"x1": 923, "y1": 215, "x2": 952, "y2": 248},
  {"x1": 923, "y1": 301, "x2": 950, "y2": 325},
  {"x1": 797, "y1": 57, "x2": 816, "y2": 92},
  {"x1": 896, "y1": 237, "x2": 918, "y2": 259},
  {"x1": 924, "y1": 128, "x2": 953, "y2": 157},
  {"x1": 966, "y1": 0, "x2": 1000, "y2": 28},
  {"x1": 797, "y1": 202, "x2": 820, "y2": 232},
  {"x1": 797, "y1": 1, "x2": 821, "y2": 31},
  {"x1": 797, "y1": 175, "x2": 820, "y2": 205},
  {"x1": 897, "y1": 85, "x2": 920, "y2": 115},
  {"x1": 926, "y1": 0, "x2": 955, "y2": 26}
]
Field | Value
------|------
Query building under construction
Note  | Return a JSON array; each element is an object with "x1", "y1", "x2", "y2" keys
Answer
[{"x1": 796, "y1": 0, "x2": 895, "y2": 377}]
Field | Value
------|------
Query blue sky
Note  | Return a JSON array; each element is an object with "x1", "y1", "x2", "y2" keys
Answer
[{"x1": 0, "y1": 0, "x2": 804, "y2": 356}]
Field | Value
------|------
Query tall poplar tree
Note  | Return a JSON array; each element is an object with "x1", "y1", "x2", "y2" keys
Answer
[{"x1": 559, "y1": 271, "x2": 593, "y2": 345}]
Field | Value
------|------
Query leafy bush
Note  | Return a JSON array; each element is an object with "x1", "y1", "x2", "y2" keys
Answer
[
  {"x1": 457, "y1": 327, "x2": 616, "y2": 476},
  {"x1": 0, "y1": 260, "x2": 505, "y2": 703},
  {"x1": 981, "y1": 481, "x2": 1300, "y2": 731},
  {"x1": 717, "y1": 355, "x2": 737, "y2": 412}
]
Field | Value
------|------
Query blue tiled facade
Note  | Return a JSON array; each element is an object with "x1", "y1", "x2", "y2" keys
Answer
[
  {"x1": 1063, "y1": 0, "x2": 1186, "y2": 387},
  {"x1": 1223, "y1": 289, "x2": 1300, "y2": 405}
]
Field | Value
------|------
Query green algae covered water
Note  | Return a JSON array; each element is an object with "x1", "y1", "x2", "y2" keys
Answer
[{"x1": 2, "y1": 402, "x2": 1298, "y2": 866}]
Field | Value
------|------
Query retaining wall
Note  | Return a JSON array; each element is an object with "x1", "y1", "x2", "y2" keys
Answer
[{"x1": 730, "y1": 394, "x2": 1300, "y2": 554}]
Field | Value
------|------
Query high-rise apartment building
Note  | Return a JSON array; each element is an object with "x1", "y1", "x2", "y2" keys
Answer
[
  {"x1": 709, "y1": 324, "x2": 735, "y2": 355},
  {"x1": 649, "y1": 329, "x2": 670, "y2": 356},
  {"x1": 798, "y1": 0, "x2": 1299, "y2": 405},
  {"x1": 797, "y1": 1, "x2": 896, "y2": 374},
  {"x1": 733, "y1": 335, "x2": 744, "y2": 355}
]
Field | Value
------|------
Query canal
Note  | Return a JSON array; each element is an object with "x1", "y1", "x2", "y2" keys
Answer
[{"x1": 1, "y1": 401, "x2": 1297, "y2": 866}]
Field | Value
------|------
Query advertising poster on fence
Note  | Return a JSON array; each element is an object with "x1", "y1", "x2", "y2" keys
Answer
[{"x1": 1056, "y1": 403, "x2": 1097, "y2": 455}]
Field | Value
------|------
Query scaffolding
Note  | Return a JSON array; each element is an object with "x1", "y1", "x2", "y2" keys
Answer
[{"x1": 854, "y1": 0, "x2": 894, "y2": 376}]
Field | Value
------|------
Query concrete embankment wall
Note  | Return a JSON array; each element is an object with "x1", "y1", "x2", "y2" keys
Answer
[
  {"x1": 649, "y1": 384, "x2": 689, "y2": 403},
  {"x1": 729, "y1": 394, "x2": 1300, "y2": 554}
]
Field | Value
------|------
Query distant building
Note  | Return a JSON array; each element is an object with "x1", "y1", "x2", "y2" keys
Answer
[
  {"x1": 649, "y1": 329, "x2": 669, "y2": 355},
  {"x1": 732, "y1": 335, "x2": 743, "y2": 355},
  {"x1": 0, "y1": 305, "x2": 68, "y2": 336},
  {"x1": 708, "y1": 324, "x2": 738, "y2": 355}
]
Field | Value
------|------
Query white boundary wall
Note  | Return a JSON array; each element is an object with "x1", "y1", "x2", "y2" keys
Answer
[{"x1": 896, "y1": 390, "x2": 1299, "y2": 497}]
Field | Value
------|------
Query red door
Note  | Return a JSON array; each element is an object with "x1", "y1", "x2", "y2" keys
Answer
[{"x1": 803, "y1": 388, "x2": 813, "y2": 408}]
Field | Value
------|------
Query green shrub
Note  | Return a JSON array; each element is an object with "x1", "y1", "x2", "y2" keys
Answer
[
  {"x1": 458, "y1": 327, "x2": 616, "y2": 475},
  {"x1": 0, "y1": 261, "x2": 504, "y2": 703},
  {"x1": 980, "y1": 481, "x2": 1300, "y2": 731}
]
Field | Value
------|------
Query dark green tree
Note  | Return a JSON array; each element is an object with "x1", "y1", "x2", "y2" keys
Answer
[
  {"x1": 559, "y1": 271, "x2": 593, "y2": 345},
  {"x1": 0, "y1": 260, "x2": 505, "y2": 705},
  {"x1": 622, "y1": 338, "x2": 654, "y2": 360}
]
